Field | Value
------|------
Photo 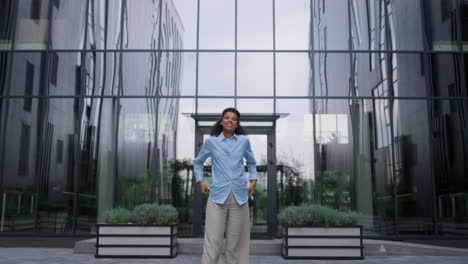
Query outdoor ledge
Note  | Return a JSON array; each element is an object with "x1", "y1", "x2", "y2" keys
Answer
[{"x1": 74, "y1": 238, "x2": 468, "y2": 256}]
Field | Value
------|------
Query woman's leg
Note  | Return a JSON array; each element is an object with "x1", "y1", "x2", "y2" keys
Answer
[
  {"x1": 224, "y1": 193, "x2": 250, "y2": 264},
  {"x1": 201, "y1": 197, "x2": 228, "y2": 264}
]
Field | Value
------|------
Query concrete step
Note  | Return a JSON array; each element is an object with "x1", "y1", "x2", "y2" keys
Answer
[{"x1": 74, "y1": 238, "x2": 468, "y2": 256}]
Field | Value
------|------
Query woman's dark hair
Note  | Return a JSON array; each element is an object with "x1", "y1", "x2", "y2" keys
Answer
[{"x1": 210, "y1": 107, "x2": 247, "y2": 136}]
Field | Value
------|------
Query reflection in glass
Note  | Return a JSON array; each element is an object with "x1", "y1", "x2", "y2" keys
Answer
[
  {"x1": 237, "y1": 99, "x2": 273, "y2": 114},
  {"x1": 275, "y1": 0, "x2": 310, "y2": 50},
  {"x1": 386, "y1": 0, "x2": 423, "y2": 51},
  {"x1": 199, "y1": 0, "x2": 234, "y2": 49},
  {"x1": 124, "y1": 0, "x2": 161, "y2": 49},
  {"x1": 174, "y1": 99, "x2": 195, "y2": 236},
  {"x1": 237, "y1": 53, "x2": 273, "y2": 96},
  {"x1": 393, "y1": 99, "x2": 433, "y2": 234},
  {"x1": 313, "y1": 53, "x2": 350, "y2": 97},
  {"x1": 107, "y1": 0, "x2": 122, "y2": 49},
  {"x1": 178, "y1": 53, "x2": 196, "y2": 95},
  {"x1": 238, "y1": 0, "x2": 272, "y2": 50},
  {"x1": 50, "y1": 0, "x2": 86, "y2": 49},
  {"x1": 172, "y1": 0, "x2": 197, "y2": 49},
  {"x1": 86, "y1": 0, "x2": 105, "y2": 50},
  {"x1": 198, "y1": 52, "x2": 234, "y2": 96},
  {"x1": 312, "y1": 0, "x2": 349, "y2": 50},
  {"x1": 276, "y1": 53, "x2": 310, "y2": 96},
  {"x1": 197, "y1": 98, "x2": 234, "y2": 114},
  {"x1": 426, "y1": 0, "x2": 459, "y2": 51},
  {"x1": 0, "y1": 0, "x2": 15, "y2": 50},
  {"x1": 276, "y1": 100, "x2": 315, "y2": 216},
  {"x1": 248, "y1": 135, "x2": 268, "y2": 233},
  {"x1": 10, "y1": 52, "x2": 82, "y2": 96},
  {"x1": 8, "y1": 52, "x2": 46, "y2": 96},
  {"x1": 121, "y1": 52, "x2": 183, "y2": 96},
  {"x1": 430, "y1": 100, "x2": 468, "y2": 236},
  {"x1": 429, "y1": 54, "x2": 459, "y2": 97},
  {"x1": 0, "y1": 99, "x2": 92, "y2": 234},
  {"x1": 15, "y1": 0, "x2": 50, "y2": 50}
]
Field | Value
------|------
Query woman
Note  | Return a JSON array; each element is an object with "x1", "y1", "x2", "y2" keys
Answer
[{"x1": 193, "y1": 107, "x2": 257, "y2": 264}]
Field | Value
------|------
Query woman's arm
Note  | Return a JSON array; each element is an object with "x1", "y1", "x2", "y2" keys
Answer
[{"x1": 193, "y1": 139, "x2": 211, "y2": 195}]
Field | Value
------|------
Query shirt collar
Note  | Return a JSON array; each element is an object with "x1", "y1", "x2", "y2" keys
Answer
[{"x1": 217, "y1": 132, "x2": 238, "y2": 141}]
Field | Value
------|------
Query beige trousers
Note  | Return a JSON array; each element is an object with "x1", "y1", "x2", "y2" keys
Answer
[{"x1": 201, "y1": 192, "x2": 250, "y2": 264}]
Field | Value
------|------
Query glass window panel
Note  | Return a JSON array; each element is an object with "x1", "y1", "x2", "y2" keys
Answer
[
  {"x1": 276, "y1": 52, "x2": 311, "y2": 96},
  {"x1": 312, "y1": 0, "x2": 349, "y2": 50},
  {"x1": 238, "y1": 0, "x2": 272, "y2": 50},
  {"x1": 430, "y1": 99, "x2": 468, "y2": 236},
  {"x1": 199, "y1": 0, "x2": 234, "y2": 49},
  {"x1": 276, "y1": 100, "x2": 315, "y2": 213},
  {"x1": 124, "y1": 0, "x2": 160, "y2": 49},
  {"x1": 85, "y1": 51, "x2": 121, "y2": 96},
  {"x1": 352, "y1": 0, "x2": 389, "y2": 51},
  {"x1": 173, "y1": 0, "x2": 197, "y2": 49},
  {"x1": 14, "y1": 0, "x2": 50, "y2": 50},
  {"x1": 0, "y1": 53, "x2": 10, "y2": 96},
  {"x1": 393, "y1": 99, "x2": 433, "y2": 235},
  {"x1": 0, "y1": 98, "x2": 81, "y2": 233},
  {"x1": 275, "y1": 0, "x2": 311, "y2": 50},
  {"x1": 198, "y1": 52, "x2": 234, "y2": 96},
  {"x1": 159, "y1": 52, "x2": 189, "y2": 96},
  {"x1": 107, "y1": 0, "x2": 122, "y2": 49},
  {"x1": 50, "y1": 0, "x2": 86, "y2": 49},
  {"x1": 0, "y1": 0, "x2": 15, "y2": 50},
  {"x1": 429, "y1": 54, "x2": 459, "y2": 97},
  {"x1": 358, "y1": 98, "x2": 395, "y2": 235},
  {"x1": 9, "y1": 52, "x2": 46, "y2": 96},
  {"x1": 387, "y1": 0, "x2": 423, "y2": 51},
  {"x1": 427, "y1": 0, "x2": 459, "y2": 51},
  {"x1": 84, "y1": 51, "x2": 104, "y2": 96},
  {"x1": 174, "y1": 98, "x2": 195, "y2": 236},
  {"x1": 178, "y1": 52, "x2": 196, "y2": 95},
  {"x1": 121, "y1": 52, "x2": 158, "y2": 95},
  {"x1": 237, "y1": 99, "x2": 273, "y2": 114},
  {"x1": 197, "y1": 98, "x2": 234, "y2": 114},
  {"x1": 353, "y1": 53, "x2": 428, "y2": 98},
  {"x1": 350, "y1": 0, "x2": 369, "y2": 50},
  {"x1": 237, "y1": 52, "x2": 273, "y2": 96},
  {"x1": 86, "y1": 0, "x2": 106, "y2": 50},
  {"x1": 313, "y1": 53, "x2": 350, "y2": 96}
]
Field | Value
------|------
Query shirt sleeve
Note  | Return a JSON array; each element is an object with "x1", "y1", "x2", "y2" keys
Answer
[
  {"x1": 243, "y1": 138, "x2": 257, "y2": 181},
  {"x1": 193, "y1": 139, "x2": 211, "y2": 183}
]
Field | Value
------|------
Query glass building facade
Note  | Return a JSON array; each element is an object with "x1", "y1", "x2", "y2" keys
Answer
[{"x1": 0, "y1": 0, "x2": 467, "y2": 240}]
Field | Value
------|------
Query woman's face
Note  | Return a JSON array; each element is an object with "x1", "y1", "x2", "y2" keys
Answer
[{"x1": 221, "y1": 111, "x2": 239, "y2": 133}]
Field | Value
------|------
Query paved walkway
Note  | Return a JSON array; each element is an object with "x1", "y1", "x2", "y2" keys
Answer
[{"x1": 1, "y1": 248, "x2": 468, "y2": 264}]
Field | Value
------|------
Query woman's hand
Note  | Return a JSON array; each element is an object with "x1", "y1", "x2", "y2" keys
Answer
[
  {"x1": 198, "y1": 181, "x2": 210, "y2": 195},
  {"x1": 248, "y1": 180, "x2": 257, "y2": 197}
]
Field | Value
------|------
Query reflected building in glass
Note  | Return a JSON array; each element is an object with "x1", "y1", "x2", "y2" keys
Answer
[{"x1": 0, "y1": 0, "x2": 467, "y2": 242}]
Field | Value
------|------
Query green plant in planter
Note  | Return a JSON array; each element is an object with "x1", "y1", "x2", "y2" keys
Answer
[
  {"x1": 103, "y1": 208, "x2": 133, "y2": 224},
  {"x1": 278, "y1": 204, "x2": 358, "y2": 227},
  {"x1": 132, "y1": 204, "x2": 178, "y2": 225}
]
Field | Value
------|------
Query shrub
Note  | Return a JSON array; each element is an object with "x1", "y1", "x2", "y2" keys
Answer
[
  {"x1": 103, "y1": 208, "x2": 133, "y2": 224},
  {"x1": 132, "y1": 203, "x2": 178, "y2": 225},
  {"x1": 278, "y1": 204, "x2": 358, "y2": 227}
]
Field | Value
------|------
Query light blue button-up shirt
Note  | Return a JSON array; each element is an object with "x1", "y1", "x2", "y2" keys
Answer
[{"x1": 193, "y1": 133, "x2": 257, "y2": 205}]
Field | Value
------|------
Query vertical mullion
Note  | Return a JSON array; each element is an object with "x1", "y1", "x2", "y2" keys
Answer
[
  {"x1": 310, "y1": 0, "x2": 319, "y2": 203},
  {"x1": 234, "y1": 0, "x2": 238, "y2": 108},
  {"x1": 195, "y1": 0, "x2": 200, "y2": 115},
  {"x1": 272, "y1": 0, "x2": 276, "y2": 114}
]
